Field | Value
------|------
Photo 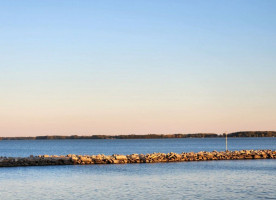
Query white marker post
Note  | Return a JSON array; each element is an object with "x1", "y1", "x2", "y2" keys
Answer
[{"x1": 225, "y1": 132, "x2": 228, "y2": 151}]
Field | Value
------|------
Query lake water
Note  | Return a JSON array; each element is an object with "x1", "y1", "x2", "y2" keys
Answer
[
  {"x1": 0, "y1": 137, "x2": 276, "y2": 157},
  {"x1": 0, "y1": 138, "x2": 275, "y2": 200}
]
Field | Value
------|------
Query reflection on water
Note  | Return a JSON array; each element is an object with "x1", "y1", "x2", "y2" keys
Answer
[
  {"x1": 0, "y1": 160, "x2": 275, "y2": 200},
  {"x1": 0, "y1": 137, "x2": 275, "y2": 157}
]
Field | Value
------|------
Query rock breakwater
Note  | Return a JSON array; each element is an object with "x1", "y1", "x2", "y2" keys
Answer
[{"x1": 0, "y1": 150, "x2": 275, "y2": 167}]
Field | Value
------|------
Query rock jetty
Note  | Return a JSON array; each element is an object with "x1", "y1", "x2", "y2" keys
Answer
[{"x1": 0, "y1": 150, "x2": 275, "y2": 167}]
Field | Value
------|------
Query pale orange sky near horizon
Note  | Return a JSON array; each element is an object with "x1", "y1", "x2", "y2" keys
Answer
[
  {"x1": 1, "y1": 1, "x2": 276, "y2": 137},
  {"x1": 2, "y1": 87, "x2": 275, "y2": 137}
]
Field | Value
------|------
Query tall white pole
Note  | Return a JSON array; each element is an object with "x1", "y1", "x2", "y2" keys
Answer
[{"x1": 225, "y1": 132, "x2": 228, "y2": 151}]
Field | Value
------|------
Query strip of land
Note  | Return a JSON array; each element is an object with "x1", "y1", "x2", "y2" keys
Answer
[
  {"x1": 0, "y1": 131, "x2": 276, "y2": 140},
  {"x1": 0, "y1": 150, "x2": 275, "y2": 167}
]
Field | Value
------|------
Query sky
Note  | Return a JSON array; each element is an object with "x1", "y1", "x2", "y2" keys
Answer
[{"x1": 0, "y1": 0, "x2": 276, "y2": 137}]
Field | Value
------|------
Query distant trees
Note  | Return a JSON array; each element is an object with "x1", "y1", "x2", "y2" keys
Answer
[
  {"x1": 0, "y1": 131, "x2": 275, "y2": 140},
  {"x1": 228, "y1": 131, "x2": 276, "y2": 137}
]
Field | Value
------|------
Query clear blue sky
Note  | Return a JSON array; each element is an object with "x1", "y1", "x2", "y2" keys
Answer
[{"x1": 1, "y1": 0, "x2": 276, "y2": 136}]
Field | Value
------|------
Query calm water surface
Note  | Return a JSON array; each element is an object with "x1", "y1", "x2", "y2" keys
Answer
[
  {"x1": 0, "y1": 138, "x2": 275, "y2": 200},
  {"x1": 0, "y1": 137, "x2": 275, "y2": 157}
]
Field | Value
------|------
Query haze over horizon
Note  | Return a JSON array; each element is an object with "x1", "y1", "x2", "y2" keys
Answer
[{"x1": 1, "y1": 0, "x2": 276, "y2": 137}]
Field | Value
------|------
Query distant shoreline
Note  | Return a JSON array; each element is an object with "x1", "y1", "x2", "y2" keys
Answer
[{"x1": 0, "y1": 131, "x2": 275, "y2": 140}]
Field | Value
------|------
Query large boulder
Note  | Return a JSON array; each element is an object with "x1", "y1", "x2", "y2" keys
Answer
[{"x1": 115, "y1": 155, "x2": 127, "y2": 160}]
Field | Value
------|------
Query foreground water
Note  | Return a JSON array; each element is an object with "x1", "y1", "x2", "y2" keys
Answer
[{"x1": 0, "y1": 138, "x2": 275, "y2": 199}]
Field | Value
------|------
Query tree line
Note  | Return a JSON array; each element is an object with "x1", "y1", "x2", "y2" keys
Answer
[{"x1": 0, "y1": 131, "x2": 275, "y2": 140}]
